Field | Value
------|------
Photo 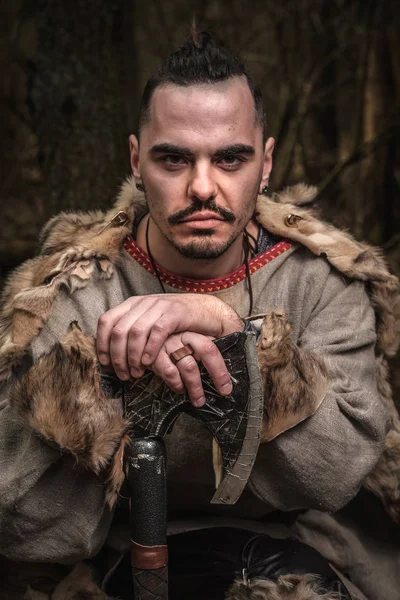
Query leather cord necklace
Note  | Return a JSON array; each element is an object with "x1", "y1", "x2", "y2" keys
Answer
[{"x1": 145, "y1": 215, "x2": 166, "y2": 293}]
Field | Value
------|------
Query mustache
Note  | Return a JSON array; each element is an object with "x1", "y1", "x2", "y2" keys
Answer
[{"x1": 168, "y1": 199, "x2": 236, "y2": 225}]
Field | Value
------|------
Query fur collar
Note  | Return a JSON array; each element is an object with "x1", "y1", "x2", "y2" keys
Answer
[
  {"x1": 0, "y1": 176, "x2": 399, "y2": 526},
  {"x1": 111, "y1": 176, "x2": 400, "y2": 357},
  {"x1": 0, "y1": 176, "x2": 398, "y2": 364},
  {"x1": 255, "y1": 184, "x2": 400, "y2": 358}
]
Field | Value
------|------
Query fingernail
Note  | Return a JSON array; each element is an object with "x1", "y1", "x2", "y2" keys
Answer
[
  {"x1": 130, "y1": 368, "x2": 140, "y2": 379},
  {"x1": 193, "y1": 396, "x2": 205, "y2": 408},
  {"x1": 220, "y1": 382, "x2": 233, "y2": 394},
  {"x1": 98, "y1": 353, "x2": 110, "y2": 366}
]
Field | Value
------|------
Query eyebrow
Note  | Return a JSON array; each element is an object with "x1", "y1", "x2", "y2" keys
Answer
[
  {"x1": 149, "y1": 143, "x2": 255, "y2": 158},
  {"x1": 214, "y1": 144, "x2": 255, "y2": 158},
  {"x1": 150, "y1": 143, "x2": 193, "y2": 157}
]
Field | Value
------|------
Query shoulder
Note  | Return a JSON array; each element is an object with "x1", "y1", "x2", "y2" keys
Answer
[
  {"x1": 0, "y1": 177, "x2": 145, "y2": 380},
  {"x1": 256, "y1": 184, "x2": 400, "y2": 358},
  {"x1": 257, "y1": 183, "x2": 393, "y2": 285}
]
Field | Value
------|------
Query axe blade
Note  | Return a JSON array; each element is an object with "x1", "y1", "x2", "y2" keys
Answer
[
  {"x1": 102, "y1": 330, "x2": 264, "y2": 505},
  {"x1": 210, "y1": 332, "x2": 263, "y2": 504}
]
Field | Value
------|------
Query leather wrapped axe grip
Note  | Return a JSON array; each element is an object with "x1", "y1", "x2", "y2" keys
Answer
[{"x1": 127, "y1": 437, "x2": 168, "y2": 600}]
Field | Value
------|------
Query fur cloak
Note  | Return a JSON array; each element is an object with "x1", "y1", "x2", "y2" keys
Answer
[{"x1": 0, "y1": 177, "x2": 399, "y2": 599}]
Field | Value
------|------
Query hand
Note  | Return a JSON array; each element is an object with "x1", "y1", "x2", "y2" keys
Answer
[
  {"x1": 150, "y1": 331, "x2": 233, "y2": 407},
  {"x1": 96, "y1": 293, "x2": 243, "y2": 381}
]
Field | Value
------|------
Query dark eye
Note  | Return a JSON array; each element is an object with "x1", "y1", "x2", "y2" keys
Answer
[
  {"x1": 218, "y1": 155, "x2": 244, "y2": 170},
  {"x1": 163, "y1": 155, "x2": 186, "y2": 165}
]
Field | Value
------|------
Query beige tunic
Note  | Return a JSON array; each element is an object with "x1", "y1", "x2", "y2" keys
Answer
[{"x1": 0, "y1": 236, "x2": 388, "y2": 588}]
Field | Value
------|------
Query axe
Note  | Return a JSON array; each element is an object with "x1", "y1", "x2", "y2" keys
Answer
[{"x1": 103, "y1": 329, "x2": 264, "y2": 598}]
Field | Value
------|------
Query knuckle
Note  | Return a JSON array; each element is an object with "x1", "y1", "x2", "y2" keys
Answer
[
  {"x1": 143, "y1": 340, "x2": 157, "y2": 355},
  {"x1": 161, "y1": 298, "x2": 174, "y2": 308},
  {"x1": 112, "y1": 358, "x2": 125, "y2": 370},
  {"x1": 182, "y1": 359, "x2": 198, "y2": 375},
  {"x1": 163, "y1": 365, "x2": 178, "y2": 379},
  {"x1": 189, "y1": 385, "x2": 204, "y2": 397},
  {"x1": 214, "y1": 370, "x2": 229, "y2": 383},
  {"x1": 204, "y1": 341, "x2": 218, "y2": 356},
  {"x1": 97, "y1": 314, "x2": 109, "y2": 328},
  {"x1": 152, "y1": 321, "x2": 167, "y2": 334},
  {"x1": 129, "y1": 323, "x2": 146, "y2": 337},
  {"x1": 111, "y1": 326, "x2": 126, "y2": 340},
  {"x1": 127, "y1": 353, "x2": 139, "y2": 368}
]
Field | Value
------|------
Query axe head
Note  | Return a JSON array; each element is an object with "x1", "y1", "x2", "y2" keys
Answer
[{"x1": 101, "y1": 330, "x2": 264, "y2": 505}]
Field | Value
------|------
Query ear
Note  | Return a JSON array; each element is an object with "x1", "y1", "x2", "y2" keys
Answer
[
  {"x1": 259, "y1": 137, "x2": 275, "y2": 193},
  {"x1": 129, "y1": 134, "x2": 141, "y2": 179}
]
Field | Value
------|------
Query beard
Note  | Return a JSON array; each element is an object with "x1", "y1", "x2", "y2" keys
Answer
[
  {"x1": 144, "y1": 185, "x2": 260, "y2": 261},
  {"x1": 170, "y1": 228, "x2": 243, "y2": 260},
  {"x1": 163, "y1": 197, "x2": 240, "y2": 259}
]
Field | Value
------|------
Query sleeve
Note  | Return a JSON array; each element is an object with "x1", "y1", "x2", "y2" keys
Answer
[
  {"x1": 0, "y1": 279, "x2": 126, "y2": 563},
  {"x1": 249, "y1": 272, "x2": 390, "y2": 513},
  {"x1": 0, "y1": 390, "x2": 114, "y2": 563}
]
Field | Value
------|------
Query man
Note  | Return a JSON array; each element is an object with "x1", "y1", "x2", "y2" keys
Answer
[{"x1": 0, "y1": 29, "x2": 399, "y2": 600}]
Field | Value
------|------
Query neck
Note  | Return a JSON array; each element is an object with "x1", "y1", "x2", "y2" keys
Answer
[{"x1": 136, "y1": 215, "x2": 258, "y2": 280}]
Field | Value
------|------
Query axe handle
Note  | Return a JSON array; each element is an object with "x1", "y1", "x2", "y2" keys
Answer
[{"x1": 127, "y1": 437, "x2": 168, "y2": 600}]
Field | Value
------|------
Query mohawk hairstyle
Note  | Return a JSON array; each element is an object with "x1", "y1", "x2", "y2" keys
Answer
[{"x1": 137, "y1": 25, "x2": 266, "y2": 141}]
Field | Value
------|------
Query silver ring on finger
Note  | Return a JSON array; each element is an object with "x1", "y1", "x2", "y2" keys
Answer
[{"x1": 169, "y1": 344, "x2": 194, "y2": 365}]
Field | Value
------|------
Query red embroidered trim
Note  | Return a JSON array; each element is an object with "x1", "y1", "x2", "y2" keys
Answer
[{"x1": 123, "y1": 235, "x2": 292, "y2": 292}]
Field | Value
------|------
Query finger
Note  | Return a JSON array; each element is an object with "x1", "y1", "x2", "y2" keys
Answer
[
  {"x1": 140, "y1": 294, "x2": 244, "y2": 365},
  {"x1": 140, "y1": 309, "x2": 184, "y2": 366},
  {"x1": 110, "y1": 299, "x2": 160, "y2": 380},
  {"x1": 150, "y1": 347, "x2": 185, "y2": 394},
  {"x1": 126, "y1": 300, "x2": 175, "y2": 376},
  {"x1": 181, "y1": 332, "x2": 232, "y2": 397},
  {"x1": 96, "y1": 297, "x2": 144, "y2": 366},
  {"x1": 174, "y1": 354, "x2": 206, "y2": 407}
]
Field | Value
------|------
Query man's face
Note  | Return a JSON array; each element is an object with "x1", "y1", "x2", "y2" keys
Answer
[{"x1": 130, "y1": 77, "x2": 274, "y2": 260}]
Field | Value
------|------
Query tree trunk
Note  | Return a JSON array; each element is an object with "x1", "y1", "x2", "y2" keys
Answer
[
  {"x1": 0, "y1": 0, "x2": 138, "y2": 278},
  {"x1": 31, "y1": 0, "x2": 137, "y2": 213}
]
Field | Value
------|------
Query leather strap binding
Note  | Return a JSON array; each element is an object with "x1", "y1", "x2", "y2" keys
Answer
[{"x1": 131, "y1": 541, "x2": 168, "y2": 570}]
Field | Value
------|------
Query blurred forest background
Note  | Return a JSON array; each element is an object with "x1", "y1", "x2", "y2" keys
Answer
[{"x1": 0, "y1": 0, "x2": 399, "y2": 392}]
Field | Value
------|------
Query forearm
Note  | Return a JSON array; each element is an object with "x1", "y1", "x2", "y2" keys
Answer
[
  {"x1": 249, "y1": 384, "x2": 388, "y2": 512},
  {"x1": 251, "y1": 279, "x2": 390, "y2": 512},
  {"x1": 0, "y1": 253, "x2": 124, "y2": 562},
  {"x1": 0, "y1": 306, "x2": 126, "y2": 562},
  {"x1": 0, "y1": 402, "x2": 112, "y2": 563}
]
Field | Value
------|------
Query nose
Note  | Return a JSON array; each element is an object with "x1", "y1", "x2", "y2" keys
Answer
[{"x1": 187, "y1": 163, "x2": 218, "y2": 202}]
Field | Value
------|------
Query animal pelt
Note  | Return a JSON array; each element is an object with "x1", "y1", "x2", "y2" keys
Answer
[
  {"x1": 0, "y1": 176, "x2": 399, "y2": 523},
  {"x1": 226, "y1": 574, "x2": 342, "y2": 600},
  {"x1": 9, "y1": 321, "x2": 130, "y2": 507},
  {"x1": 257, "y1": 310, "x2": 328, "y2": 442},
  {"x1": 1, "y1": 554, "x2": 111, "y2": 600},
  {"x1": 0, "y1": 178, "x2": 145, "y2": 382},
  {"x1": 23, "y1": 563, "x2": 109, "y2": 600},
  {"x1": 257, "y1": 184, "x2": 400, "y2": 524},
  {"x1": 17, "y1": 568, "x2": 344, "y2": 600},
  {"x1": 0, "y1": 556, "x2": 68, "y2": 600},
  {"x1": 47, "y1": 563, "x2": 110, "y2": 600},
  {"x1": 261, "y1": 185, "x2": 400, "y2": 358}
]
